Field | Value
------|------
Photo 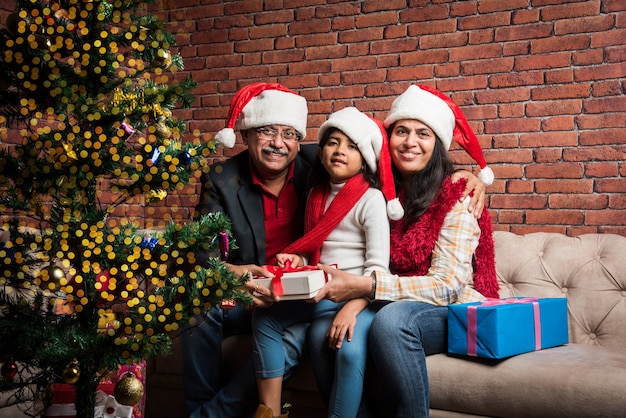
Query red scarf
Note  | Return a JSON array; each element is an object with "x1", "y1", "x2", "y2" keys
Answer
[
  {"x1": 282, "y1": 174, "x2": 370, "y2": 265},
  {"x1": 390, "y1": 177, "x2": 499, "y2": 299}
]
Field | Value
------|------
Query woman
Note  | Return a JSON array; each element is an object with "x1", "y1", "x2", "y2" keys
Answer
[{"x1": 311, "y1": 84, "x2": 498, "y2": 417}]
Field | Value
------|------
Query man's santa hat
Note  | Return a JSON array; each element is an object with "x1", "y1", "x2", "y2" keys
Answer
[
  {"x1": 214, "y1": 82, "x2": 308, "y2": 148},
  {"x1": 383, "y1": 84, "x2": 494, "y2": 186},
  {"x1": 317, "y1": 106, "x2": 404, "y2": 220}
]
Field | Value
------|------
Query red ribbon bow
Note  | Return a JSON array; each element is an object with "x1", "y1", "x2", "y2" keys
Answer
[{"x1": 262, "y1": 261, "x2": 324, "y2": 297}]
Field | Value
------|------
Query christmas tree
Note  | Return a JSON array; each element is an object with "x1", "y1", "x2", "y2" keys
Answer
[{"x1": 0, "y1": 0, "x2": 247, "y2": 416}]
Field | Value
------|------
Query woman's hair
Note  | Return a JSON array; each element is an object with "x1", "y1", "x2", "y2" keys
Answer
[
  {"x1": 306, "y1": 127, "x2": 380, "y2": 191},
  {"x1": 389, "y1": 124, "x2": 455, "y2": 223}
]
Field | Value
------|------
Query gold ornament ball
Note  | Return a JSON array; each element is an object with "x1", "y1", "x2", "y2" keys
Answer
[
  {"x1": 62, "y1": 362, "x2": 80, "y2": 384},
  {"x1": 153, "y1": 49, "x2": 172, "y2": 69},
  {"x1": 114, "y1": 372, "x2": 144, "y2": 406}
]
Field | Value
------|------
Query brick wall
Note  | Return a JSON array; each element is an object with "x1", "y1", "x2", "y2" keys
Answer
[{"x1": 2, "y1": 0, "x2": 625, "y2": 236}]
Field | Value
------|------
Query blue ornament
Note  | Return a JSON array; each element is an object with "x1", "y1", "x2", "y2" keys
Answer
[
  {"x1": 148, "y1": 148, "x2": 161, "y2": 164},
  {"x1": 179, "y1": 151, "x2": 192, "y2": 165},
  {"x1": 139, "y1": 236, "x2": 159, "y2": 251}
]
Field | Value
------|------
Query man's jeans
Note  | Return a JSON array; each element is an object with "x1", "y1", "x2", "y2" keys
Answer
[{"x1": 180, "y1": 305, "x2": 308, "y2": 418}]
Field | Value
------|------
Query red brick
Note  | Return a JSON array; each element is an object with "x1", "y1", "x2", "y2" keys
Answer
[
  {"x1": 469, "y1": 29, "x2": 496, "y2": 45},
  {"x1": 572, "y1": 49, "x2": 604, "y2": 65},
  {"x1": 315, "y1": 2, "x2": 361, "y2": 18},
  {"x1": 585, "y1": 162, "x2": 619, "y2": 178},
  {"x1": 526, "y1": 210, "x2": 584, "y2": 225},
  {"x1": 578, "y1": 129, "x2": 626, "y2": 146},
  {"x1": 436, "y1": 76, "x2": 488, "y2": 92},
  {"x1": 476, "y1": 87, "x2": 531, "y2": 104},
  {"x1": 545, "y1": 68, "x2": 574, "y2": 84},
  {"x1": 535, "y1": 179, "x2": 594, "y2": 194},
  {"x1": 458, "y1": 12, "x2": 511, "y2": 30},
  {"x1": 585, "y1": 210, "x2": 626, "y2": 226},
  {"x1": 576, "y1": 113, "x2": 626, "y2": 129},
  {"x1": 595, "y1": 178, "x2": 626, "y2": 193},
  {"x1": 434, "y1": 63, "x2": 460, "y2": 78},
  {"x1": 449, "y1": 44, "x2": 503, "y2": 61},
  {"x1": 506, "y1": 180, "x2": 535, "y2": 194},
  {"x1": 485, "y1": 118, "x2": 541, "y2": 135},
  {"x1": 498, "y1": 103, "x2": 525, "y2": 118},
  {"x1": 249, "y1": 24, "x2": 288, "y2": 39},
  {"x1": 541, "y1": 116, "x2": 575, "y2": 131},
  {"x1": 526, "y1": 162, "x2": 585, "y2": 179},
  {"x1": 421, "y1": 32, "x2": 468, "y2": 49},
  {"x1": 526, "y1": 99, "x2": 582, "y2": 117},
  {"x1": 583, "y1": 96, "x2": 626, "y2": 113},
  {"x1": 339, "y1": 27, "x2": 384, "y2": 43},
  {"x1": 514, "y1": 52, "x2": 571, "y2": 71},
  {"x1": 497, "y1": 210, "x2": 525, "y2": 224},
  {"x1": 549, "y1": 194, "x2": 608, "y2": 209},
  {"x1": 401, "y1": 49, "x2": 449, "y2": 66},
  {"x1": 407, "y1": 19, "x2": 457, "y2": 36},
  {"x1": 495, "y1": 23, "x2": 552, "y2": 42},
  {"x1": 489, "y1": 195, "x2": 548, "y2": 209},
  {"x1": 355, "y1": 11, "x2": 398, "y2": 28},
  {"x1": 400, "y1": 4, "x2": 449, "y2": 23},
  {"x1": 591, "y1": 28, "x2": 626, "y2": 48},
  {"x1": 461, "y1": 57, "x2": 514, "y2": 75},
  {"x1": 488, "y1": 71, "x2": 543, "y2": 88},
  {"x1": 363, "y1": 0, "x2": 406, "y2": 13},
  {"x1": 540, "y1": 1, "x2": 601, "y2": 21},
  {"x1": 555, "y1": 15, "x2": 615, "y2": 35},
  {"x1": 331, "y1": 56, "x2": 377, "y2": 72},
  {"x1": 511, "y1": 9, "x2": 540, "y2": 25},
  {"x1": 575, "y1": 63, "x2": 626, "y2": 82},
  {"x1": 370, "y1": 38, "x2": 418, "y2": 55}
]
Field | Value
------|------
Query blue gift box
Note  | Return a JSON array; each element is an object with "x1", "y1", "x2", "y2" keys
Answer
[{"x1": 448, "y1": 297, "x2": 568, "y2": 359}]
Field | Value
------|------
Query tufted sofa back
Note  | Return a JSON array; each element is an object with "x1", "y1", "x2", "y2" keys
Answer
[{"x1": 493, "y1": 231, "x2": 626, "y2": 349}]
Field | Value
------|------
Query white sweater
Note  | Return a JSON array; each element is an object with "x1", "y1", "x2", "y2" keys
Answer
[{"x1": 317, "y1": 182, "x2": 390, "y2": 276}]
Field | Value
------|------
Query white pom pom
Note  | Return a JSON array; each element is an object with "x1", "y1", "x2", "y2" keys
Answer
[
  {"x1": 387, "y1": 198, "x2": 404, "y2": 221},
  {"x1": 215, "y1": 128, "x2": 236, "y2": 148},
  {"x1": 477, "y1": 166, "x2": 494, "y2": 186}
]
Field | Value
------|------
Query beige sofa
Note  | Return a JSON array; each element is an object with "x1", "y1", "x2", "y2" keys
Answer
[
  {"x1": 4, "y1": 231, "x2": 625, "y2": 417},
  {"x1": 144, "y1": 231, "x2": 626, "y2": 418}
]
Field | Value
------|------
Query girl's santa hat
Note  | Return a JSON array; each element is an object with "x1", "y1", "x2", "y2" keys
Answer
[
  {"x1": 214, "y1": 82, "x2": 308, "y2": 148},
  {"x1": 317, "y1": 106, "x2": 404, "y2": 220},
  {"x1": 383, "y1": 84, "x2": 494, "y2": 186}
]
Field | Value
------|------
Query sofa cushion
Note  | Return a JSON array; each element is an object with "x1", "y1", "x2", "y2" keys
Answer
[{"x1": 427, "y1": 343, "x2": 626, "y2": 417}]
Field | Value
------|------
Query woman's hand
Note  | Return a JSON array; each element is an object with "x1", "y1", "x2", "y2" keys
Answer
[
  {"x1": 451, "y1": 170, "x2": 486, "y2": 218},
  {"x1": 313, "y1": 264, "x2": 371, "y2": 303},
  {"x1": 327, "y1": 298, "x2": 368, "y2": 349},
  {"x1": 275, "y1": 253, "x2": 304, "y2": 268}
]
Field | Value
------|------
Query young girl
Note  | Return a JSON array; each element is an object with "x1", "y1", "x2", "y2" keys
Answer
[{"x1": 252, "y1": 107, "x2": 401, "y2": 418}]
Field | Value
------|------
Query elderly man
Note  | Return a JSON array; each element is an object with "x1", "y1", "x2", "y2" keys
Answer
[{"x1": 181, "y1": 82, "x2": 317, "y2": 418}]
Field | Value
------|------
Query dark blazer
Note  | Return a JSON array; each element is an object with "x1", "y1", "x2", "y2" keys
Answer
[{"x1": 195, "y1": 144, "x2": 317, "y2": 265}]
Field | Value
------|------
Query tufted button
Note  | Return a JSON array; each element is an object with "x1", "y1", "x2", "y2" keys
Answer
[
  {"x1": 507, "y1": 283, "x2": 514, "y2": 289},
  {"x1": 561, "y1": 287, "x2": 568, "y2": 293},
  {"x1": 589, "y1": 333, "x2": 596, "y2": 340},
  {"x1": 622, "y1": 291, "x2": 626, "y2": 297},
  {"x1": 537, "y1": 251, "x2": 543, "y2": 257}
]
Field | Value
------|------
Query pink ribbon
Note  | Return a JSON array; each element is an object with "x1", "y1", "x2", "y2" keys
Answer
[{"x1": 466, "y1": 297, "x2": 541, "y2": 356}]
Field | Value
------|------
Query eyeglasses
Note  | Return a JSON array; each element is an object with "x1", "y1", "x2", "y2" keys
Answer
[{"x1": 254, "y1": 127, "x2": 302, "y2": 143}]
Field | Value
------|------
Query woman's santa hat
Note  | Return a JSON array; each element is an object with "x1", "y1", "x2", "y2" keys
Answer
[
  {"x1": 383, "y1": 84, "x2": 494, "y2": 186},
  {"x1": 317, "y1": 106, "x2": 404, "y2": 220},
  {"x1": 214, "y1": 82, "x2": 308, "y2": 148}
]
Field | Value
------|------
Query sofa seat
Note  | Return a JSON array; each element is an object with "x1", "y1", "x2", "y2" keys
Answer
[{"x1": 427, "y1": 344, "x2": 626, "y2": 417}]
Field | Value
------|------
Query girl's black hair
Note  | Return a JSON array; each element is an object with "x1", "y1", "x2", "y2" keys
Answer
[
  {"x1": 388, "y1": 124, "x2": 455, "y2": 223},
  {"x1": 306, "y1": 127, "x2": 380, "y2": 191}
]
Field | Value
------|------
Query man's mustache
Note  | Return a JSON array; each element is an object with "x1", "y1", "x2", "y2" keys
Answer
[{"x1": 261, "y1": 146, "x2": 289, "y2": 156}]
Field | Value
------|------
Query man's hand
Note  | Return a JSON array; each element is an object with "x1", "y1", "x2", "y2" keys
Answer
[
  {"x1": 451, "y1": 170, "x2": 486, "y2": 218},
  {"x1": 225, "y1": 263, "x2": 278, "y2": 307},
  {"x1": 312, "y1": 264, "x2": 371, "y2": 303}
]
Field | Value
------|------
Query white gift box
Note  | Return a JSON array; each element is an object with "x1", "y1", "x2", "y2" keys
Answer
[{"x1": 254, "y1": 269, "x2": 327, "y2": 300}]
